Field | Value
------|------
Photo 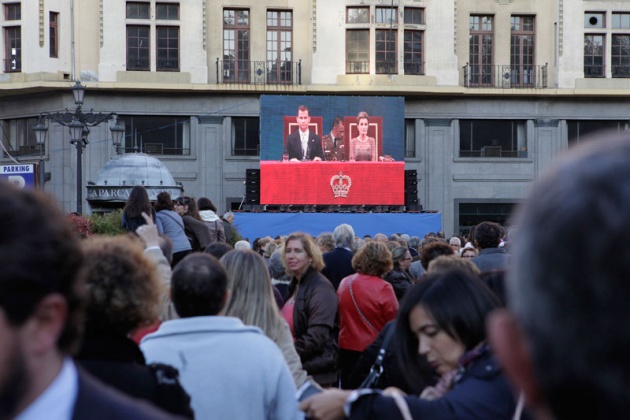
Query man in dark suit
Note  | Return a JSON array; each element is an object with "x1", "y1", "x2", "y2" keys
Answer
[
  {"x1": 0, "y1": 183, "x2": 177, "y2": 420},
  {"x1": 322, "y1": 223, "x2": 356, "y2": 290},
  {"x1": 285, "y1": 104, "x2": 325, "y2": 161}
]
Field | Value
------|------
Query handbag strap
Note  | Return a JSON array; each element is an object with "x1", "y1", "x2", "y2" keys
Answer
[
  {"x1": 359, "y1": 322, "x2": 396, "y2": 388},
  {"x1": 390, "y1": 393, "x2": 413, "y2": 420},
  {"x1": 349, "y1": 275, "x2": 378, "y2": 333},
  {"x1": 160, "y1": 210, "x2": 185, "y2": 230}
]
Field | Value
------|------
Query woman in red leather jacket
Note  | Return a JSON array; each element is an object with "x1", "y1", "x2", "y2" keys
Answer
[{"x1": 337, "y1": 241, "x2": 399, "y2": 388}]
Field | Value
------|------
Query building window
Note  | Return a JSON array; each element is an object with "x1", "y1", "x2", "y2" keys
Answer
[
  {"x1": 232, "y1": 117, "x2": 259, "y2": 156},
  {"x1": 49, "y1": 12, "x2": 59, "y2": 58},
  {"x1": 584, "y1": 34, "x2": 605, "y2": 77},
  {"x1": 126, "y1": 2, "x2": 150, "y2": 19},
  {"x1": 118, "y1": 115, "x2": 190, "y2": 156},
  {"x1": 613, "y1": 13, "x2": 630, "y2": 29},
  {"x1": 156, "y1": 3, "x2": 179, "y2": 20},
  {"x1": 375, "y1": 7, "x2": 397, "y2": 24},
  {"x1": 612, "y1": 35, "x2": 630, "y2": 77},
  {"x1": 459, "y1": 120, "x2": 526, "y2": 158},
  {"x1": 127, "y1": 25, "x2": 150, "y2": 70},
  {"x1": 404, "y1": 30, "x2": 423, "y2": 75},
  {"x1": 346, "y1": 30, "x2": 369, "y2": 74},
  {"x1": 346, "y1": 6, "x2": 424, "y2": 76},
  {"x1": 4, "y1": 27, "x2": 20, "y2": 72},
  {"x1": 404, "y1": 119, "x2": 416, "y2": 158},
  {"x1": 223, "y1": 9, "x2": 250, "y2": 83},
  {"x1": 266, "y1": 10, "x2": 293, "y2": 84},
  {"x1": 469, "y1": 15, "x2": 494, "y2": 87},
  {"x1": 347, "y1": 7, "x2": 369, "y2": 24},
  {"x1": 376, "y1": 30, "x2": 397, "y2": 74},
  {"x1": 4, "y1": 3, "x2": 20, "y2": 20},
  {"x1": 1, "y1": 117, "x2": 40, "y2": 157},
  {"x1": 567, "y1": 120, "x2": 628, "y2": 146},
  {"x1": 404, "y1": 8, "x2": 423, "y2": 25},
  {"x1": 156, "y1": 26, "x2": 179, "y2": 71},
  {"x1": 458, "y1": 202, "x2": 516, "y2": 236},
  {"x1": 126, "y1": 2, "x2": 180, "y2": 72},
  {"x1": 510, "y1": 16, "x2": 535, "y2": 87}
]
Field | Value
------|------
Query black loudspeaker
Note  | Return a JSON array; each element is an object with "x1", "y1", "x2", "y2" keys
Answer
[
  {"x1": 245, "y1": 169, "x2": 260, "y2": 204},
  {"x1": 404, "y1": 170, "x2": 419, "y2": 209}
]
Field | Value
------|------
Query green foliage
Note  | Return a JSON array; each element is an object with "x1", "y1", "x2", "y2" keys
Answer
[{"x1": 89, "y1": 210, "x2": 125, "y2": 236}]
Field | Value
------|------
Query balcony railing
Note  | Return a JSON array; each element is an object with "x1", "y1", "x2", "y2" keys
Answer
[
  {"x1": 403, "y1": 61, "x2": 424, "y2": 75},
  {"x1": 612, "y1": 64, "x2": 630, "y2": 78},
  {"x1": 346, "y1": 61, "x2": 425, "y2": 75},
  {"x1": 118, "y1": 145, "x2": 190, "y2": 156},
  {"x1": 585, "y1": 64, "x2": 605, "y2": 78},
  {"x1": 347, "y1": 61, "x2": 369, "y2": 74},
  {"x1": 3, "y1": 144, "x2": 45, "y2": 157},
  {"x1": 376, "y1": 61, "x2": 398, "y2": 74},
  {"x1": 157, "y1": 57, "x2": 179, "y2": 71},
  {"x1": 127, "y1": 58, "x2": 150, "y2": 71},
  {"x1": 463, "y1": 63, "x2": 548, "y2": 88},
  {"x1": 216, "y1": 59, "x2": 301, "y2": 85}
]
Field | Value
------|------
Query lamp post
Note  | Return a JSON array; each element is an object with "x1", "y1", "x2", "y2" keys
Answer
[{"x1": 34, "y1": 80, "x2": 125, "y2": 214}]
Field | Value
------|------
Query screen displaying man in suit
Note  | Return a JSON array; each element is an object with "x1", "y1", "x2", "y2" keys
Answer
[{"x1": 285, "y1": 105, "x2": 324, "y2": 161}]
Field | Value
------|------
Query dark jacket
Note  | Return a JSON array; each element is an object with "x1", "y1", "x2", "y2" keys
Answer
[
  {"x1": 222, "y1": 219, "x2": 234, "y2": 244},
  {"x1": 285, "y1": 130, "x2": 325, "y2": 161},
  {"x1": 349, "y1": 348, "x2": 517, "y2": 420},
  {"x1": 322, "y1": 247, "x2": 355, "y2": 290},
  {"x1": 76, "y1": 329, "x2": 193, "y2": 418},
  {"x1": 383, "y1": 268, "x2": 414, "y2": 301},
  {"x1": 122, "y1": 208, "x2": 156, "y2": 234},
  {"x1": 182, "y1": 215, "x2": 211, "y2": 251},
  {"x1": 290, "y1": 268, "x2": 338, "y2": 385},
  {"x1": 74, "y1": 367, "x2": 185, "y2": 420},
  {"x1": 471, "y1": 247, "x2": 510, "y2": 273}
]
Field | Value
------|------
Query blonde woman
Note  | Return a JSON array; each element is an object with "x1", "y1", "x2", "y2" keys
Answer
[
  {"x1": 281, "y1": 232, "x2": 338, "y2": 387},
  {"x1": 221, "y1": 249, "x2": 314, "y2": 389}
]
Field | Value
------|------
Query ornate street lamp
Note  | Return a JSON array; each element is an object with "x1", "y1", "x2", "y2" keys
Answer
[{"x1": 34, "y1": 81, "x2": 125, "y2": 214}]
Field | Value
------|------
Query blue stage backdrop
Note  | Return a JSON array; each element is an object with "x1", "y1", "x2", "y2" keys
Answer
[{"x1": 233, "y1": 212, "x2": 442, "y2": 242}]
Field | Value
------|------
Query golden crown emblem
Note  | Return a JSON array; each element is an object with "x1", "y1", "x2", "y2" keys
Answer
[{"x1": 330, "y1": 171, "x2": 352, "y2": 198}]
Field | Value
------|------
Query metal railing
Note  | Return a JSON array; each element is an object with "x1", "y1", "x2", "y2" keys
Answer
[
  {"x1": 118, "y1": 145, "x2": 190, "y2": 156},
  {"x1": 127, "y1": 58, "x2": 150, "y2": 71},
  {"x1": 3, "y1": 144, "x2": 45, "y2": 157},
  {"x1": 346, "y1": 61, "x2": 369, "y2": 74},
  {"x1": 156, "y1": 57, "x2": 179, "y2": 71},
  {"x1": 376, "y1": 61, "x2": 398, "y2": 74},
  {"x1": 403, "y1": 61, "x2": 424, "y2": 75},
  {"x1": 463, "y1": 63, "x2": 548, "y2": 88},
  {"x1": 346, "y1": 61, "x2": 424, "y2": 75},
  {"x1": 612, "y1": 64, "x2": 630, "y2": 78},
  {"x1": 584, "y1": 64, "x2": 605, "y2": 78},
  {"x1": 216, "y1": 59, "x2": 301, "y2": 85}
]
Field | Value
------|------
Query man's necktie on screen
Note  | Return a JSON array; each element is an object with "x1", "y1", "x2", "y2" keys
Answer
[{"x1": 334, "y1": 138, "x2": 338, "y2": 148}]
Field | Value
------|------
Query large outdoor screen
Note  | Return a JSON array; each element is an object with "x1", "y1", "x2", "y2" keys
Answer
[{"x1": 259, "y1": 95, "x2": 405, "y2": 206}]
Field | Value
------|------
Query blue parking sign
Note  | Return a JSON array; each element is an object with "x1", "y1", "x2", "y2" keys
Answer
[{"x1": 0, "y1": 164, "x2": 36, "y2": 189}]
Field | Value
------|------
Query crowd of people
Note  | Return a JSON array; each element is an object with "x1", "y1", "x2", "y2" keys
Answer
[{"x1": 3, "y1": 130, "x2": 630, "y2": 419}]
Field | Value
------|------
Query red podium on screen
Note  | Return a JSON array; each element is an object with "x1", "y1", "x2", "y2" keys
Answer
[{"x1": 260, "y1": 161, "x2": 405, "y2": 205}]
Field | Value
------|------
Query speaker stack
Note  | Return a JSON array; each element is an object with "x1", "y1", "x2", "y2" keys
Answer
[
  {"x1": 404, "y1": 170, "x2": 421, "y2": 211},
  {"x1": 245, "y1": 169, "x2": 260, "y2": 205}
]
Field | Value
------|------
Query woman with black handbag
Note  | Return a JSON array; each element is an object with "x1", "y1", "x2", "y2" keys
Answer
[{"x1": 337, "y1": 242, "x2": 399, "y2": 389}]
